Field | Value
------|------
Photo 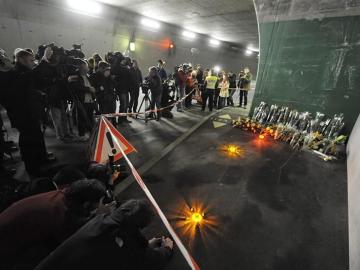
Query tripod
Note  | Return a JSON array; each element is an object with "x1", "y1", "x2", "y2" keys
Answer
[{"x1": 136, "y1": 91, "x2": 156, "y2": 123}]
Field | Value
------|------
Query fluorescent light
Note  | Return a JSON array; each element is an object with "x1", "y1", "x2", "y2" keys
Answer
[
  {"x1": 245, "y1": 50, "x2": 253, "y2": 56},
  {"x1": 129, "y1": 42, "x2": 136, "y2": 52},
  {"x1": 209, "y1": 39, "x2": 221, "y2": 47},
  {"x1": 67, "y1": 0, "x2": 102, "y2": 15},
  {"x1": 214, "y1": 66, "x2": 221, "y2": 73},
  {"x1": 182, "y1": 30, "x2": 197, "y2": 39},
  {"x1": 247, "y1": 45, "x2": 259, "y2": 52},
  {"x1": 141, "y1": 18, "x2": 161, "y2": 30}
]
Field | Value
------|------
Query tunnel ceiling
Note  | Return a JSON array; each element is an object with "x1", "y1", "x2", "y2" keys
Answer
[{"x1": 97, "y1": 0, "x2": 259, "y2": 49}]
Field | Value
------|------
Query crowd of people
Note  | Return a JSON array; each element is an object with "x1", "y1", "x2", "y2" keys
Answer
[{"x1": 0, "y1": 42, "x2": 253, "y2": 269}]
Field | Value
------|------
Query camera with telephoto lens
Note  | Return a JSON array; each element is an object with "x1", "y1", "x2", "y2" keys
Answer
[
  {"x1": 141, "y1": 78, "x2": 151, "y2": 94},
  {"x1": 108, "y1": 154, "x2": 126, "y2": 173}
]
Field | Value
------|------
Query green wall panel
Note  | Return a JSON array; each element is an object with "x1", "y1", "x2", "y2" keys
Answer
[{"x1": 253, "y1": 16, "x2": 360, "y2": 131}]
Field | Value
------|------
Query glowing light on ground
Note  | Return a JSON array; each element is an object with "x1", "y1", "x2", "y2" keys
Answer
[
  {"x1": 189, "y1": 209, "x2": 204, "y2": 224},
  {"x1": 220, "y1": 144, "x2": 245, "y2": 158},
  {"x1": 169, "y1": 201, "x2": 220, "y2": 249}
]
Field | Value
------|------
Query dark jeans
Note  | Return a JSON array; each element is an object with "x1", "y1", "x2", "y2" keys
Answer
[
  {"x1": 128, "y1": 89, "x2": 139, "y2": 113},
  {"x1": 185, "y1": 86, "x2": 192, "y2": 108},
  {"x1": 218, "y1": 97, "x2": 226, "y2": 109},
  {"x1": 202, "y1": 89, "x2": 214, "y2": 111},
  {"x1": 150, "y1": 91, "x2": 162, "y2": 118},
  {"x1": 118, "y1": 92, "x2": 129, "y2": 122},
  {"x1": 227, "y1": 89, "x2": 236, "y2": 106},
  {"x1": 239, "y1": 90, "x2": 248, "y2": 106},
  {"x1": 18, "y1": 122, "x2": 47, "y2": 175},
  {"x1": 213, "y1": 89, "x2": 220, "y2": 108},
  {"x1": 78, "y1": 102, "x2": 95, "y2": 136}
]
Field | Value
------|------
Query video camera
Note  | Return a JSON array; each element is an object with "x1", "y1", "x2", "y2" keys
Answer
[
  {"x1": 108, "y1": 154, "x2": 126, "y2": 173},
  {"x1": 36, "y1": 43, "x2": 84, "y2": 67},
  {"x1": 141, "y1": 78, "x2": 151, "y2": 94},
  {"x1": 105, "y1": 51, "x2": 125, "y2": 66}
]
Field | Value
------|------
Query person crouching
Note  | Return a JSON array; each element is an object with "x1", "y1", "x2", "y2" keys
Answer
[{"x1": 35, "y1": 199, "x2": 174, "y2": 270}]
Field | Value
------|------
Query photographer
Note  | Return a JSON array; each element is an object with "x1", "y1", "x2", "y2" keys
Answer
[
  {"x1": 157, "y1": 59, "x2": 167, "y2": 81},
  {"x1": 238, "y1": 67, "x2": 252, "y2": 109},
  {"x1": 45, "y1": 49, "x2": 78, "y2": 142},
  {"x1": 0, "y1": 179, "x2": 107, "y2": 270},
  {"x1": 35, "y1": 199, "x2": 174, "y2": 270},
  {"x1": 128, "y1": 60, "x2": 143, "y2": 114},
  {"x1": 0, "y1": 48, "x2": 15, "y2": 177},
  {"x1": 146, "y1": 67, "x2": 163, "y2": 121},
  {"x1": 4, "y1": 47, "x2": 57, "y2": 176},
  {"x1": 111, "y1": 54, "x2": 132, "y2": 124},
  {"x1": 68, "y1": 60, "x2": 96, "y2": 141},
  {"x1": 90, "y1": 61, "x2": 116, "y2": 123}
]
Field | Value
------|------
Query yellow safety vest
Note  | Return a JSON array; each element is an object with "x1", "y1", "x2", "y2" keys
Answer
[{"x1": 205, "y1": 76, "x2": 218, "y2": 90}]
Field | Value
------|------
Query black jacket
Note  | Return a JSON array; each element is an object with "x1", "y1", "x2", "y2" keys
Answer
[
  {"x1": 90, "y1": 72, "x2": 116, "y2": 109},
  {"x1": 147, "y1": 75, "x2": 163, "y2": 96},
  {"x1": 129, "y1": 67, "x2": 143, "y2": 91},
  {"x1": 35, "y1": 212, "x2": 172, "y2": 270},
  {"x1": 2, "y1": 61, "x2": 54, "y2": 128},
  {"x1": 69, "y1": 74, "x2": 95, "y2": 103},
  {"x1": 229, "y1": 74, "x2": 237, "y2": 89},
  {"x1": 111, "y1": 64, "x2": 131, "y2": 94}
]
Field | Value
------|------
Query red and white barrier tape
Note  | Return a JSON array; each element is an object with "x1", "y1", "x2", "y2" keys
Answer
[
  {"x1": 103, "y1": 119, "x2": 201, "y2": 270},
  {"x1": 101, "y1": 89, "x2": 196, "y2": 118}
]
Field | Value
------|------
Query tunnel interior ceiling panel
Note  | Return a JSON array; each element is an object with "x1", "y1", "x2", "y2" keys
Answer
[{"x1": 253, "y1": 12, "x2": 360, "y2": 131}]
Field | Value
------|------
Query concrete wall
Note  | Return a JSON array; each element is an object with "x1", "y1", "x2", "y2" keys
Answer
[
  {"x1": 348, "y1": 114, "x2": 360, "y2": 270},
  {"x1": 0, "y1": 0, "x2": 258, "y2": 75},
  {"x1": 252, "y1": 1, "x2": 360, "y2": 269},
  {"x1": 253, "y1": 0, "x2": 360, "y2": 132}
]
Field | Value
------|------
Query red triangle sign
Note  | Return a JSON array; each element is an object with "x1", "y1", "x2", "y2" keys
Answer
[{"x1": 93, "y1": 117, "x2": 136, "y2": 164}]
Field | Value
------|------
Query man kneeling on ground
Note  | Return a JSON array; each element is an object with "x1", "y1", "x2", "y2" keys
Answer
[
  {"x1": 0, "y1": 179, "x2": 106, "y2": 270},
  {"x1": 35, "y1": 199, "x2": 174, "y2": 270}
]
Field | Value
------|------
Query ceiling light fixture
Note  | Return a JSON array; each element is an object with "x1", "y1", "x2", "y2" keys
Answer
[
  {"x1": 245, "y1": 49, "x2": 253, "y2": 56},
  {"x1": 67, "y1": 0, "x2": 102, "y2": 15},
  {"x1": 182, "y1": 30, "x2": 197, "y2": 39},
  {"x1": 141, "y1": 18, "x2": 161, "y2": 30},
  {"x1": 247, "y1": 45, "x2": 259, "y2": 52},
  {"x1": 214, "y1": 65, "x2": 221, "y2": 73},
  {"x1": 209, "y1": 39, "x2": 221, "y2": 47}
]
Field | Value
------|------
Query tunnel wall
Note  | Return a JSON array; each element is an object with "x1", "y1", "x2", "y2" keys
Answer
[
  {"x1": 253, "y1": 0, "x2": 360, "y2": 132},
  {"x1": 347, "y1": 114, "x2": 360, "y2": 270},
  {"x1": 0, "y1": 0, "x2": 258, "y2": 75}
]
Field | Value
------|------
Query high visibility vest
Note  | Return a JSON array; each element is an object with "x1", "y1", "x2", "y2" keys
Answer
[{"x1": 205, "y1": 76, "x2": 218, "y2": 90}]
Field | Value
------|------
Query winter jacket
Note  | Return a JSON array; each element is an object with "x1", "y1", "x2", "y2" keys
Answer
[
  {"x1": 238, "y1": 73, "x2": 252, "y2": 91},
  {"x1": 35, "y1": 210, "x2": 172, "y2": 270},
  {"x1": 111, "y1": 64, "x2": 132, "y2": 94}
]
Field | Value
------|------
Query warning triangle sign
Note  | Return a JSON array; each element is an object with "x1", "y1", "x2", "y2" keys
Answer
[{"x1": 93, "y1": 117, "x2": 136, "y2": 164}]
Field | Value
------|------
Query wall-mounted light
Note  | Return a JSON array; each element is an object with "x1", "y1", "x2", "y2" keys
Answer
[
  {"x1": 67, "y1": 0, "x2": 102, "y2": 15},
  {"x1": 182, "y1": 30, "x2": 197, "y2": 40},
  {"x1": 209, "y1": 39, "x2": 221, "y2": 47},
  {"x1": 141, "y1": 18, "x2": 161, "y2": 30},
  {"x1": 129, "y1": 42, "x2": 136, "y2": 52}
]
